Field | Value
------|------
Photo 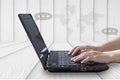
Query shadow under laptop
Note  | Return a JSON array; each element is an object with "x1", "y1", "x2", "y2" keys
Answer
[{"x1": 27, "y1": 62, "x2": 101, "y2": 79}]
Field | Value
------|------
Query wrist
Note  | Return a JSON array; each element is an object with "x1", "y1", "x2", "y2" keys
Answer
[
  {"x1": 109, "y1": 52, "x2": 120, "y2": 63},
  {"x1": 108, "y1": 53, "x2": 114, "y2": 63},
  {"x1": 104, "y1": 52, "x2": 115, "y2": 63}
]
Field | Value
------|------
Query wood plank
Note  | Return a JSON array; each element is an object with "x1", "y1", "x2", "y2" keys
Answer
[
  {"x1": 98, "y1": 63, "x2": 120, "y2": 79},
  {"x1": 0, "y1": 46, "x2": 38, "y2": 79},
  {"x1": 1, "y1": 0, "x2": 13, "y2": 42},
  {"x1": 0, "y1": 42, "x2": 30, "y2": 58},
  {"x1": 40, "y1": 0, "x2": 54, "y2": 48},
  {"x1": 0, "y1": 41, "x2": 25, "y2": 48},
  {"x1": 66, "y1": 0, "x2": 82, "y2": 47},
  {"x1": 94, "y1": 0, "x2": 107, "y2": 43},
  {"x1": 49, "y1": 0, "x2": 72, "y2": 50},
  {"x1": 80, "y1": 0, "x2": 93, "y2": 43},
  {"x1": 107, "y1": 0, "x2": 120, "y2": 41},
  {"x1": 54, "y1": 0, "x2": 67, "y2": 43},
  {"x1": 13, "y1": 0, "x2": 27, "y2": 42},
  {"x1": 0, "y1": 0, "x2": 1, "y2": 41}
]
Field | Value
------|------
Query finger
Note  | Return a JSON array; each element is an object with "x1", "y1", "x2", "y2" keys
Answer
[
  {"x1": 81, "y1": 49, "x2": 87, "y2": 53},
  {"x1": 71, "y1": 47, "x2": 81, "y2": 56},
  {"x1": 72, "y1": 52, "x2": 88, "y2": 62},
  {"x1": 73, "y1": 50, "x2": 95, "y2": 62},
  {"x1": 81, "y1": 56, "x2": 91, "y2": 63},
  {"x1": 68, "y1": 46, "x2": 78, "y2": 55},
  {"x1": 71, "y1": 54, "x2": 78, "y2": 60},
  {"x1": 81, "y1": 49, "x2": 91, "y2": 53},
  {"x1": 71, "y1": 56, "x2": 77, "y2": 61},
  {"x1": 71, "y1": 53, "x2": 82, "y2": 61},
  {"x1": 69, "y1": 45, "x2": 90, "y2": 55}
]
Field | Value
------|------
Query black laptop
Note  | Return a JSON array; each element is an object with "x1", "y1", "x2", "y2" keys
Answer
[{"x1": 18, "y1": 14, "x2": 109, "y2": 72}]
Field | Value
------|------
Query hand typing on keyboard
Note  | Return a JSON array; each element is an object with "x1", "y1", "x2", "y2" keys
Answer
[
  {"x1": 68, "y1": 45, "x2": 100, "y2": 56},
  {"x1": 68, "y1": 37, "x2": 120, "y2": 64},
  {"x1": 70, "y1": 50, "x2": 112, "y2": 63},
  {"x1": 68, "y1": 46, "x2": 113, "y2": 64}
]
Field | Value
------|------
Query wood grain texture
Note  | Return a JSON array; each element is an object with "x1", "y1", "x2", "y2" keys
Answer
[
  {"x1": 107, "y1": 0, "x2": 120, "y2": 40},
  {"x1": 40, "y1": 0, "x2": 54, "y2": 48},
  {"x1": 0, "y1": 46, "x2": 38, "y2": 79},
  {"x1": 66, "y1": 0, "x2": 82, "y2": 47},
  {"x1": 80, "y1": 0, "x2": 94, "y2": 43},
  {"x1": 94, "y1": 0, "x2": 107, "y2": 43},
  {"x1": 13, "y1": 0, "x2": 27, "y2": 42},
  {"x1": 0, "y1": 0, "x2": 1, "y2": 41},
  {"x1": 0, "y1": 41, "x2": 30, "y2": 58},
  {"x1": 1, "y1": 0, "x2": 13, "y2": 43}
]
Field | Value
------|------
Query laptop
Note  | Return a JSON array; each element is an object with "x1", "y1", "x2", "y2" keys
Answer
[{"x1": 18, "y1": 14, "x2": 109, "y2": 72}]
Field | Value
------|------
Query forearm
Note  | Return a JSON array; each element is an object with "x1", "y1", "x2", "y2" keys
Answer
[{"x1": 97, "y1": 37, "x2": 120, "y2": 52}]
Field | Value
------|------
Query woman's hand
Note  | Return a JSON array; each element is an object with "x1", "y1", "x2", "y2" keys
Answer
[
  {"x1": 71, "y1": 50, "x2": 113, "y2": 63},
  {"x1": 68, "y1": 45, "x2": 102, "y2": 56}
]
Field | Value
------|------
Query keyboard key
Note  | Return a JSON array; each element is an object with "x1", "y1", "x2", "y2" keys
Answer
[{"x1": 58, "y1": 51, "x2": 74, "y2": 65}]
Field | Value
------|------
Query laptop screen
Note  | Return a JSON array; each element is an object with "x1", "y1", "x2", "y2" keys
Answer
[{"x1": 18, "y1": 14, "x2": 49, "y2": 70}]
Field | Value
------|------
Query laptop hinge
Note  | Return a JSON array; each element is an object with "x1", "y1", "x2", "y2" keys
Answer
[{"x1": 45, "y1": 53, "x2": 50, "y2": 70}]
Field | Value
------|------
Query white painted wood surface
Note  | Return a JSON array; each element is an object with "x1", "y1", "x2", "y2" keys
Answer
[
  {"x1": 40, "y1": 0, "x2": 54, "y2": 48},
  {"x1": 13, "y1": 0, "x2": 27, "y2": 42},
  {"x1": 0, "y1": 0, "x2": 120, "y2": 79},
  {"x1": 1, "y1": 0, "x2": 13, "y2": 43},
  {"x1": 94, "y1": 0, "x2": 107, "y2": 43}
]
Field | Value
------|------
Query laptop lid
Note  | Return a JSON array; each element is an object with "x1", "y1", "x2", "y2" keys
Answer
[{"x1": 18, "y1": 14, "x2": 49, "y2": 70}]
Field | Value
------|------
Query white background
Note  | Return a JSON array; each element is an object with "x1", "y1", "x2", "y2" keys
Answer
[{"x1": 0, "y1": 0, "x2": 120, "y2": 79}]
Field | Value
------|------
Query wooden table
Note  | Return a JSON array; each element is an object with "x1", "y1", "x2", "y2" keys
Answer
[{"x1": 0, "y1": 42, "x2": 119, "y2": 79}]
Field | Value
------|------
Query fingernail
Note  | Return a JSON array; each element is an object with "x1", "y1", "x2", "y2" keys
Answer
[
  {"x1": 81, "y1": 61, "x2": 84, "y2": 63},
  {"x1": 72, "y1": 54, "x2": 74, "y2": 56},
  {"x1": 73, "y1": 59, "x2": 77, "y2": 62}
]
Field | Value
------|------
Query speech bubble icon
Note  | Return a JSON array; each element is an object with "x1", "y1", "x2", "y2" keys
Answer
[
  {"x1": 102, "y1": 27, "x2": 118, "y2": 35},
  {"x1": 34, "y1": 12, "x2": 52, "y2": 20}
]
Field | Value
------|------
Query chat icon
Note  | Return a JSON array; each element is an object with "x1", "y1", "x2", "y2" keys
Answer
[
  {"x1": 34, "y1": 12, "x2": 52, "y2": 20},
  {"x1": 102, "y1": 27, "x2": 118, "y2": 35}
]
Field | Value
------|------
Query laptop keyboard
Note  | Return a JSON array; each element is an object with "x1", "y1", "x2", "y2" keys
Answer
[
  {"x1": 58, "y1": 51, "x2": 75, "y2": 65},
  {"x1": 49, "y1": 51, "x2": 106, "y2": 71}
]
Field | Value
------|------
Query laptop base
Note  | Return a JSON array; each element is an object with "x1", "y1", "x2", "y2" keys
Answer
[{"x1": 47, "y1": 51, "x2": 109, "y2": 72}]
